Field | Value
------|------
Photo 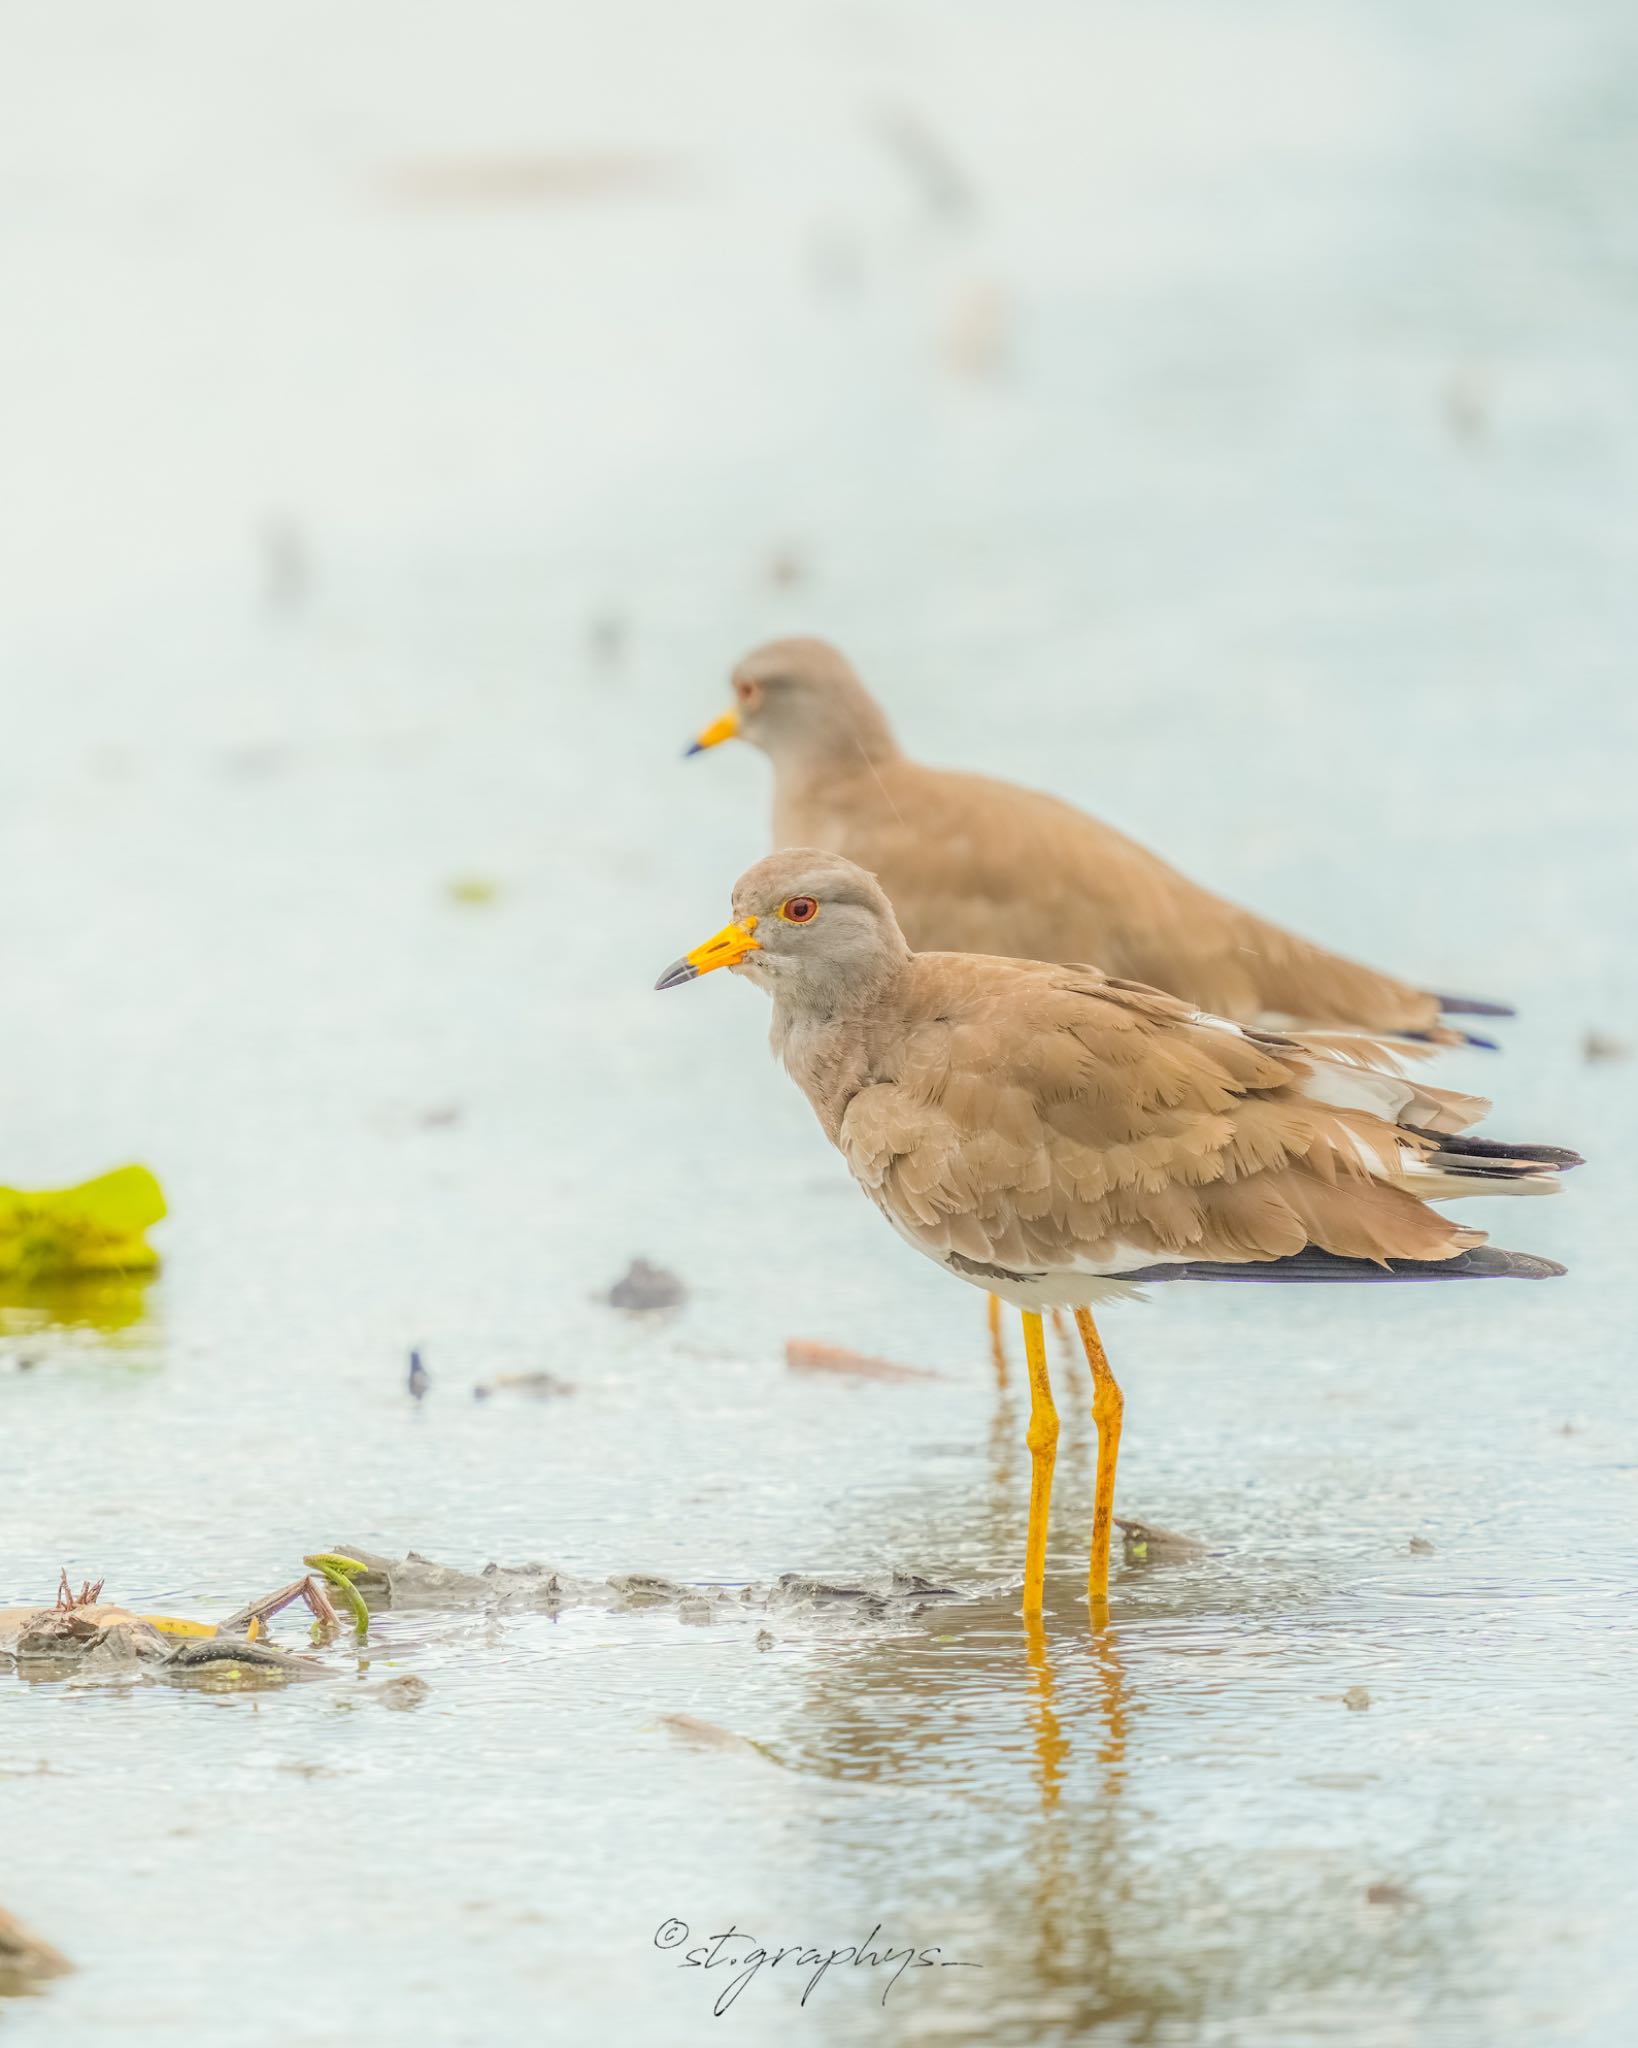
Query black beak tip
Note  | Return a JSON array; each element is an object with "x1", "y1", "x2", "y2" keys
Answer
[
  {"x1": 683, "y1": 739, "x2": 705, "y2": 758},
  {"x1": 654, "y1": 959, "x2": 700, "y2": 992}
]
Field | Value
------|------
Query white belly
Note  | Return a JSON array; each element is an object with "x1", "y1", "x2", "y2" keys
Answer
[{"x1": 877, "y1": 1204, "x2": 1179, "y2": 1308}]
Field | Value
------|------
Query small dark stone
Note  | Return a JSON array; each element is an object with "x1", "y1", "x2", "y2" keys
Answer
[
  {"x1": 602, "y1": 1258, "x2": 686, "y2": 1312},
  {"x1": 1366, "y1": 1881, "x2": 1415, "y2": 1908}
]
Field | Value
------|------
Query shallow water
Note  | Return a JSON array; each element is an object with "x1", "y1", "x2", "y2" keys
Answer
[{"x1": 3, "y1": 3, "x2": 1637, "y2": 2042}]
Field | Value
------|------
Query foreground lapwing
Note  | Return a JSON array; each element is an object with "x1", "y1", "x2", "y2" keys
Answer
[{"x1": 657, "y1": 850, "x2": 1577, "y2": 1613}]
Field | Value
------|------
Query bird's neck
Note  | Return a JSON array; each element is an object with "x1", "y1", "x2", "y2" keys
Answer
[
  {"x1": 769, "y1": 968, "x2": 908, "y2": 1146},
  {"x1": 760, "y1": 693, "x2": 904, "y2": 791}
]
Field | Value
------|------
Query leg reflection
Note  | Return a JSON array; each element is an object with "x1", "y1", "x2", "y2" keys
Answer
[
  {"x1": 1022, "y1": 1608, "x2": 1128, "y2": 1818},
  {"x1": 1021, "y1": 1607, "x2": 1131, "y2": 1990},
  {"x1": 1024, "y1": 1614, "x2": 1069, "y2": 1813}
]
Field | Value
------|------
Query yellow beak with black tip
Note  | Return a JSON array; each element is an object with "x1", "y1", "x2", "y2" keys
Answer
[
  {"x1": 684, "y1": 709, "x2": 739, "y2": 757},
  {"x1": 654, "y1": 916, "x2": 760, "y2": 990}
]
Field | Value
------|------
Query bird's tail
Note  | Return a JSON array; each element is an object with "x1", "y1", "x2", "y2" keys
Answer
[
  {"x1": 1401, "y1": 1024, "x2": 1503, "y2": 1051},
  {"x1": 1429, "y1": 992, "x2": 1516, "y2": 1019},
  {"x1": 1391, "y1": 1126, "x2": 1582, "y2": 1201}
]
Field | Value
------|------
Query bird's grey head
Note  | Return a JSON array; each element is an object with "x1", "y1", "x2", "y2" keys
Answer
[
  {"x1": 686, "y1": 637, "x2": 900, "y2": 771},
  {"x1": 655, "y1": 849, "x2": 911, "y2": 1014}
]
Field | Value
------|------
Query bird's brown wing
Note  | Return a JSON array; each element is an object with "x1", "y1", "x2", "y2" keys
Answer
[
  {"x1": 840, "y1": 956, "x2": 1489, "y2": 1275},
  {"x1": 788, "y1": 760, "x2": 1455, "y2": 1037}
]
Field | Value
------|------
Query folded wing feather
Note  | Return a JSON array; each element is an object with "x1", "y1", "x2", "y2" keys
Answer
[{"x1": 839, "y1": 956, "x2": 1553, "y2": 1279}]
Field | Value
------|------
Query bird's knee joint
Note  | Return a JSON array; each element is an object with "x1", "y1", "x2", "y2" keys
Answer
[{"x1": 1026, "y1": 1415, "x2": 1059, "y2": 1457}]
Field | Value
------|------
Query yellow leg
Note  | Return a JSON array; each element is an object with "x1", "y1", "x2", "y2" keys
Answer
[
  {"x1": 1073, "y1": 1307, "x2": 1124, "y2": 1606},
  {"x1": 987, "y1": 1293, "x2": 1007, "y2": 1384},
  {"x1": 1021, "y1": 1310, "x2": 1058, "y2": 1615}
]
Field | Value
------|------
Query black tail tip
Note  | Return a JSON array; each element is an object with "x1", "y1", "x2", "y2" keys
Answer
[{"x1": 1431, "y1": 992, "x2": 1516, "y2": 1019}]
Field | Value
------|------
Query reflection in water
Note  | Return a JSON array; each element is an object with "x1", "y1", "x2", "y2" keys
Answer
[
  {"x1": 1024, "y1": 1616, "x2": 1071, "y2": 1813},
  {"x1": 0, "y1": 1271, "x2": 161, "y2": 1346},
  {"x1": 779, "y1": 1573, "x2": 1467, "y2": 2043}
]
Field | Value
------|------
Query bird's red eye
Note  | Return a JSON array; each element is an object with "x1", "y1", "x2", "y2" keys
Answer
[{"x1": 781, "y1": 896, "x2": 819, "y2": 924}]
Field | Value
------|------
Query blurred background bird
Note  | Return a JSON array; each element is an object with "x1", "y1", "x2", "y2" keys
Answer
[{"x1": 689, "y1": 637, "x2": 1511, "y2": 1046}]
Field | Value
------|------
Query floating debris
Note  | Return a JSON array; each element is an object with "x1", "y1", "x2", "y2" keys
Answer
[
  {"x1": 1343, "y1": 1686, "x2": 1372, "y2": 1712},
  {"x1": 1408, "y1": 1535, "x2": 1436, "y2": 1555},
  {"x1": 418, "y1": 1104, "x2": 464, "y2": 1129},
  {"x1": 305, "y1": 1554, "x2": 370, "y2": 1639},
  {"x1": 325, "y1": 1545, "x2": 967, "y2": 1627},
  {"x1": 407, "y1": 1349, "x2": 430, "y2": 1401},
  {"x1": 164, "y1": 1635, "x2": 322, "y2": 1685},
  {"x1": 607, "y1": 1572, "x2": 696, "y2": 1607},
  {"x1": 3, "y1": 1553, "x2": 371, "y2": 1685},
  {"x1": 658, "y1": 1713, "x2": 771, "y2": 1760},
  {"x1": 446, "y1": 876, "x2": 502, "y2": 907},
  {"x1": 1365, "y1": 1881, "x2": 1416, "y2": 1909},
  {"x1": 0, "y1": 1166, "x2": 166, "y2": 1283},
  {"x1": 765, "y1": 546, "x2": 807, "y2": 589},
  {"x1": 766, "y1": 1571, "x2": 959, "y2": 1622},
  {"x1": 217, "y1": 1571, "x2": 340, "y2": 1640},
  {"x1": 472, "y1": 1369, "x2": 574, "y2": 1402},
  {"x1": 2, "y1": 1603, "x2": 171, "y2": 1675},
  {"x1": 1583, "y1": 1030, "x2": 1632, "y2": 1064},
  {"x1": 0, "y1": 1904, "x2": 72, "y2": 1996},
  {"x1": 601, "y1": 1257, "x2": 686, "y2": 1311},
  {"x1": 784, "y1": 1338, "x2": 942, "y2": 1383},
  {"x1": 1115, "y1": 1518, "x2": 1208, "y2": 1565},
  {"x1": 374, "y1": 1674, "x2": 432, "y2": 1712}
]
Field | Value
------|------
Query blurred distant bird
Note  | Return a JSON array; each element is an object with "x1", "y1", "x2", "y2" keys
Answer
[
  {"x1": 657, "y1": 852, "x2": 1577, "y2": 1609},
  {"x1": 407, "y1": 1350, "x2": 430, "y2": 1401},
  {"x1": 688, "y1": 637, "x2": 1510, "y2": 1047}
]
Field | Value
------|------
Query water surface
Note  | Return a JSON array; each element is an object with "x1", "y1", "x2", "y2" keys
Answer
[{"x1": 3, "y1": 4, "x2": 1635, "y2": 2042}]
